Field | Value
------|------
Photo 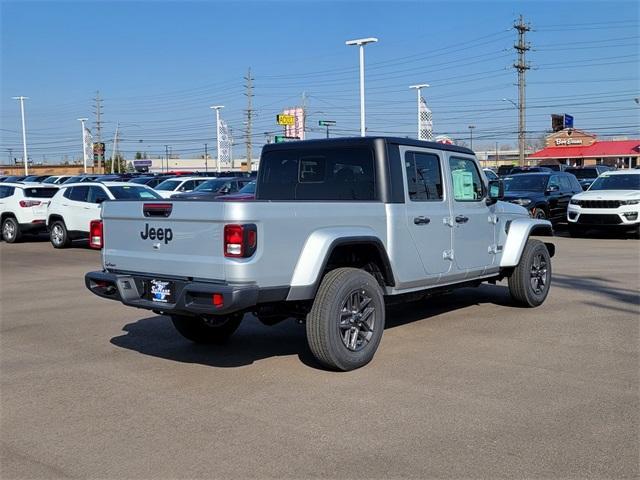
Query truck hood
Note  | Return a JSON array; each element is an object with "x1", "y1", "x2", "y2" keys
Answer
[{"x1": 496, "y1": 200, "x2": 530, "y2": 216}]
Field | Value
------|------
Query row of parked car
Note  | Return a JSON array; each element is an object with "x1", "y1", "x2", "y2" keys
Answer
[
  {"x1": 0, "y1": 172, "x2": 257, "y2": 246},
  {"x1": 483, "y1": 166, "x2": 639, "y2": 237}
]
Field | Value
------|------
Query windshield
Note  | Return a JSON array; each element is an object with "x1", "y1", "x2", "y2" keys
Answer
[
  {"x1": 503, "y1": 175, "x2": 548, "y2": 192},
  {"x1": 589, "y1": 174, "x2": 640, "y2": 191},
  {"x1": 62, "y1": 176, "x2": 86, "y2": 184},
  {"x1": 41, "y1": 177, "x2": 58, "y2": 184},
  {"x1": 238, "y1": 181, "x2": 256, "y2": 194},
  {"x1": 129, "y1": 177, "x2": 153, "y2": 184},
  {"x1": 107, "y1": 186, "x2": 162, "y2": 199},
  {"x1": 194, "y1": 179, "x2": 228, "y2": 192},
  {"x1": 23, "y1": 187, "x2": 58, "y2": 198},
  {"x1": 155, "y1": 179, "x2": 181, "y2": 191},
  {"x1": 566, "y1": 168, "x2": 598, "y2": 179}
]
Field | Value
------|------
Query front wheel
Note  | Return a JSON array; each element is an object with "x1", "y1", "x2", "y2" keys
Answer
[
  {"x1": 306, "y1": 268, "x2": 385, "y2": 371},
  {"x1": 508, "y1": 239, "x2": 552, "y2": 307},
  {"x1": 1, "y1": 217, "x2": 21, "y2": 243},
  {"x1": 533, "y1": 208, "x2": 547, "y2": 220},
  {"x1": 171, "y1": 313, "x2": 243, "y2": 344}
]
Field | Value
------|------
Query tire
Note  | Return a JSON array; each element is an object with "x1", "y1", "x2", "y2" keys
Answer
[
  {"x1": 171, "y1": 313, "x2": 243, "y2": 344},
  {"x1": 49, "y1": 220, "x2": 71, "y2": 248},
  {"x1": 508, "y1": 239, "x2": 552, "y2": 308},
  {"x1": 568, "y1": 224, "x2": 584, "y2": 238},
  {"x1": 1, "y1": 217, "x2": 21, "y2": 243},
  {"x1": 306, "y1": 267, "x2": 385, "y2": 371},
  {"x1": 533, "y1": 208, "x2": 547, "y2": 220}
]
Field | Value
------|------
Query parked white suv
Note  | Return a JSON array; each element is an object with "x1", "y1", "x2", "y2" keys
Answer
[
  {"x1": 154, "y1": 176, "x2": 216, "y2": 198},
  {"x1": 47, "y1": 182, "x2": 162, "y2": 248},
  {"x1": 568, "y1": 169, "x2": 640, "y2": 236},
  {"x1": 0, "y1": 183, "x2": 59, "y2": 243}
]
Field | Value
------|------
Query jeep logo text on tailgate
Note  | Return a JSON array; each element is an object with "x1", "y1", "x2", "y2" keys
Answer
[{"x1": 140, "y1": 224, "x2": 173, "y2": 244}]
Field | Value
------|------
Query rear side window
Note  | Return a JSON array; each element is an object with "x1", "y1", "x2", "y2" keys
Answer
[
  {"x1": 88, "y1": 186, "x2": 109, "y2": 203},
  {"x1": 258, "y1": 147, "x2": 376, "y2": 200},
  {"x1": 405, "y1": 151, "x2": 443, "y2": 201},
  {"x1": 67, "y1": 186, "x2": 89, "y2": 202},
  {"x1": 449, "y1": 157, "x2": 484, "y2": 201}
]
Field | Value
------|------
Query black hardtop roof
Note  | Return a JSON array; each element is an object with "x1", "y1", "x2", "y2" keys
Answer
[{"x1": 261, "y1": 136, "x2": 474, "y2": 156}]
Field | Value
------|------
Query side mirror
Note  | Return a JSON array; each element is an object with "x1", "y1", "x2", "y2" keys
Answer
[
  {"x1": 546, "y1": 184, "x2": 559, "y2": 194},
  {"x1": 486, "y1": 179, "x2": 504, "y2": 205},
  {"x1": 95, "y1": 197, "x2": 105, "y2": 204}
]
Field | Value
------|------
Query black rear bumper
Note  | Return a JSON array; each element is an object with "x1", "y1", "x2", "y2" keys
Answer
[{"x1": 85, "y1": 271, "x2": 287, "y2": 316}]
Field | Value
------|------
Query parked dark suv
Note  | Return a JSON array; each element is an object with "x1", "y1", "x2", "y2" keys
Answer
[
  {"x1": 502, "y1": 172, "x2": 583, "y2": 222},
  {"x1": 565, "y1": 166, "x2": 613, "y2": 190}
]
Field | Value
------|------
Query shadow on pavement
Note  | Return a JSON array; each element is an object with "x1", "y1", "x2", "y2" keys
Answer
[
  {"x1": 552, "y1": 273, "x2": 640, "y2": 309},
  {"x1": 110, "y1": 284, "x2": 516, "y2": 370}
]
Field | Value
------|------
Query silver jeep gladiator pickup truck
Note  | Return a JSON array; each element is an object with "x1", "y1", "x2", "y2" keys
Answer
[{"x1": 86, "y1": 137, "x2": 555, "y2": 371}]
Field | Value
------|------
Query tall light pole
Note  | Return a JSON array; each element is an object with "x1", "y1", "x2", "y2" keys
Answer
[
  {"x1": 468, "y1": 125, "x2": 476, "y2": 150},
  {"x1": 502, "y1": 97, "x2": 522, "y2": 162},
  {"x1": 409, "y1": 83, "x2": 430, "y2": 140},
  {"x1": 77, "y1": 118, "x2": 89, "y2": 173},
  {"x1": 346, "y1": 37, "x2": 378, "y2": 137},
  {"x1": 12, "y1": 96, "x2": 29, "y2": 175},
  {"x1": 210, "y1": 105, "x2": 224, "y2": 174}
]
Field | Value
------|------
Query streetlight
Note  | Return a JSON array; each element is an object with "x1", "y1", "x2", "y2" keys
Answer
[
  {"x1": 345, "y1": 37, "x2": 378, "y2": 137},
  {"x1": 468, "y1": 125, "x2": 476, "y2": 150},
  {"x1": 12, "y1": 96, "x2": 29, "y2": 175},
  {"x1": 409, "y1": 83, "x2": 430, "y2": 140},
  {"x1": 210, "y1": 105, "x2": 224, "y2": 174},
  {"x1": 502, "y1": 98, "x2": 517, "y2": 108},
  {"x1": 77, "y1": 118, "x2": 89, "y2": 173}
]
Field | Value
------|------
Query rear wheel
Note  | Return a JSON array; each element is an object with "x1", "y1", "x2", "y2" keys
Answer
[
  {"x1": 306, "y1": 268, "x2": 385, "y2": 371},
  {"x1": 1, "y1": 217, "x2": 21, "y2": 243},
  {"x1": 508, "y1": 239, "x2": 552, "y2": 307},
  {"x1": 50, "y1": 220, "x2": 71, "y2": 248},
  {"x1": 171, "y1": 313, "x2": 243, "y2": 344}
]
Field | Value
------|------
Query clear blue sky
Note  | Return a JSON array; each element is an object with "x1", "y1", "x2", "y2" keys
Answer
[{"x1": 1, "y1": 0, "x2": 638, "y2": 162}]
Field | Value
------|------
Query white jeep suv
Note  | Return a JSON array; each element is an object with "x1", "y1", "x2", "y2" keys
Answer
[
  {"x1": 47, "y1": 182, "x2": 161, "y2": 248},
  {"x1": 0, "y1": 183, "x2": 59, "y2": 243},
  {"x1": 568, "y1": 169, "x2": 640, "y2": 236}
]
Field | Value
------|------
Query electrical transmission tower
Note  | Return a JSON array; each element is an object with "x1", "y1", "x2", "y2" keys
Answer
[
  {"x1": 244, "y1": 68, "x2": 254, "y2": 165},
  {"x1": 513, "y1": 15, "x2": 531, "y2": 166},
  {"x1": 93, "y1": 90, "x2": 104, "y2": 171}
]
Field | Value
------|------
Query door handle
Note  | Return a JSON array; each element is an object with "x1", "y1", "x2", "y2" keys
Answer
[
  {"x1": 455, "y1": 215, "x2": 469, "y2": 224},
  {"x1": 413, "y1": 216, "x2": 430, "y2": 225}
]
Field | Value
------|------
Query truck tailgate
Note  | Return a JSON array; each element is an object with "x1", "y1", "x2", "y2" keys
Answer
[{"x1": 101, "y1": 200, "x2": 227, "y2": 280}]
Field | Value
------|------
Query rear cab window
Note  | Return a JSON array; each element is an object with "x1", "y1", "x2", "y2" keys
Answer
[
  {"x1": 257, "y1": 147, "x2": 377, "y2": 201},
  {"x1": 404, "y1": 151, "x2": 444, "y2": 201}
]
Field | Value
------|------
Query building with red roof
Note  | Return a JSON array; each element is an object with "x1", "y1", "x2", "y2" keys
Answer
[{"x1": 528, "y1": 129, "x2": 639, "y2": 168}]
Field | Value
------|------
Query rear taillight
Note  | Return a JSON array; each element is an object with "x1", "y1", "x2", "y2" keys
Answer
[
  {"x1": 224, "y1": 224, "x2": 257, "y2": 258},
  {"x1": 89, "y1": 220, "x2": 103, "y2": 249},
  {"x1": 19, "y1": 200, "x2": 41, "y2": 207}
]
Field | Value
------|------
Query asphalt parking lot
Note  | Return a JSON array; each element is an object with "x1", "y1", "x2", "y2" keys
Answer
[{"x1": 1, "y1": 234, "x2": 638, "y2": 479}]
